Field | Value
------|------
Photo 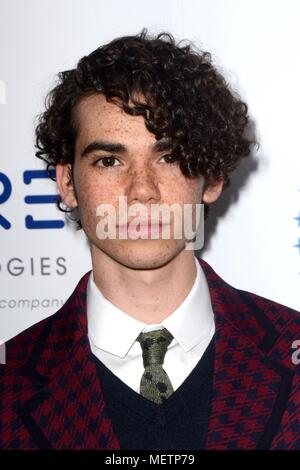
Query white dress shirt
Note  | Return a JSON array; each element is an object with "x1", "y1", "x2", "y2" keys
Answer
[{"x1": 87, "y1": 256, "x2": 215, "y2": 392}]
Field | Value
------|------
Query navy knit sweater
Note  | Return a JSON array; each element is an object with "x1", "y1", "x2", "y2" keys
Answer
[{"x1": 93, "y1": 334, "x2": 215, "y2": 450}]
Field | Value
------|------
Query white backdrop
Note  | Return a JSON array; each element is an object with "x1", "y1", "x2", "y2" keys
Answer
[{"x1": 0, "y1": 0, "x2": 299, "y2": 342}]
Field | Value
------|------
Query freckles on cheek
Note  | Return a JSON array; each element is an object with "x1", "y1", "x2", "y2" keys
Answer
[
  {"x1": 78, "y1": 178, "x2": 115, "y2": 220},
  {"x1": 175, "y1": 183, "x2": 199, "y2": 203},
  {"x1": 73, "y1": 171, "x2": 94, "y2": 206}
]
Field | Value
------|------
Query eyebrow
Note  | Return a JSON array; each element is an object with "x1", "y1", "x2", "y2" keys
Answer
[{"x1": 80, "y1": 138, "x2": 173, "y2": 158}]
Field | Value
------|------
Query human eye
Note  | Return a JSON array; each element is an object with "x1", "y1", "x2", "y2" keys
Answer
[
  {"x1": 94, "y1": 155, "x2": 121, "y2": 168},
  {"x1": 159, "y1": 154, "x2": 178, "y2": 164}
]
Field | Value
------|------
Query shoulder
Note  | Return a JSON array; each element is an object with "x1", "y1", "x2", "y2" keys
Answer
[
  {"x1": 0, "y1": 313, "x2": 56, "y2": 376},
  {"x1": 231, "y1": 285, "x2": 300, "y2": 367},
  {"x1": 237, "y1": 285, "x2": 300, "y2": 325},
  {"x1": 198, "y1": 256, "x2": 299, "y2": 337},
  {"x1": 0, "y1": 269, "x2": 91, "y2": 385}
]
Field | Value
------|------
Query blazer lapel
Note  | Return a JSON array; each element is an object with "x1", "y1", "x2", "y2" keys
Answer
[
  {"x1": 16, "y1": 271, "x2": 120, "y2": 450},
  {"x1": 198, "y1": 257, "x2": 295, "y2": 449}
]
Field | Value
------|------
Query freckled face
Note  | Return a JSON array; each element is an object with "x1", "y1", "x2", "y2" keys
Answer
[{"x1": 70, "y1": 93, "x2": 204, "y2": 269}]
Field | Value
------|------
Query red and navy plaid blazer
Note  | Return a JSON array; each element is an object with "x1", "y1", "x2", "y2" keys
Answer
[{"x1": 1, "y1": 256, "x2": 300, "y2": 449}]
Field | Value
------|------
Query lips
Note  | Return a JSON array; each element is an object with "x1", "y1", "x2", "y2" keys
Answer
[
  {"x1": 118, "y1": 221, "x2": 164, "y2": 228},
  {"x1": 117, "y1": 221, "x2": 170, "y2": 238}
]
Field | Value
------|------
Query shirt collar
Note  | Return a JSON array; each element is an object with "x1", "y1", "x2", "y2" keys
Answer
[{"x1": 87, "y1": 256, "x2": 214, "y2": 358}]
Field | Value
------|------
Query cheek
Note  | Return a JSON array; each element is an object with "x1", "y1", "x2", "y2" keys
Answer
[
  {"x1": 187, "y1": 178, "x2": 204, "y2": 201},
  {"x1": 72, "y1": 173, "x2": 98, "y2": 224},
  {"x1": 74, "y1": 173, "x2": 122, "y2": 232},
  {"x1": 172, "y1": 181, "x2": 202, "y2": 205},
  {"x1": 74, "y1": 167, "x2": 110, "y2": 204}
]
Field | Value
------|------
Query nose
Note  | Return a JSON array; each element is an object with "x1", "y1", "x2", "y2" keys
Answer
[{"x1": 126, "y1": 167, "x2": 161, "y2": 205}]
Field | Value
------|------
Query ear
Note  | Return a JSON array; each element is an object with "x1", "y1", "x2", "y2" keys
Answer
[
  {"x1": 202, "y1": 177, "x2": 223, "y2": 204},
  {"x1": 55, "y1": 163, "x2": 78, "y2": 208}
]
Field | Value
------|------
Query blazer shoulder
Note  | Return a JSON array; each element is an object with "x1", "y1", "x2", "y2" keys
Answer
[
  {"x1": 236, "y1": 284, "x2": 300, "y2": 328},
  {"x1": 198, "y1": 256, "x2": 299, "y2": 333},
  {"x1": 1, "y1": 270, "x2": 90, "y2": 376},
  {"x1": 1, "y1": 313, "x2": 56, "y2": 372}
]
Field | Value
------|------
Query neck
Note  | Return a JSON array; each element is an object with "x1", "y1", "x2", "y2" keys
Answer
[{"x1": 90, "y1": 246, "x2": 197, "y2": 324}]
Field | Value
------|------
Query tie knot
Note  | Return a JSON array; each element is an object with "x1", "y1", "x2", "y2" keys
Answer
[{"x1": 136, "y1": 328, "x2": 173, "y2": 368}]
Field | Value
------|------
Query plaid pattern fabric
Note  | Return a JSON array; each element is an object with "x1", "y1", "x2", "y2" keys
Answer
[{"x1": 0, "y1": 256, "x2": 299, "y2": 449}]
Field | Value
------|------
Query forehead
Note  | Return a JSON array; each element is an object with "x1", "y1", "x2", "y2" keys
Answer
[{"x1": 74, "y1": 93, "x2": 150, "y2": 141}]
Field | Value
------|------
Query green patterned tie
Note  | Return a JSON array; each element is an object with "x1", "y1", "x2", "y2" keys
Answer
[{"x1": 136, "y1": 328, "x2": 174, "y2": 404}]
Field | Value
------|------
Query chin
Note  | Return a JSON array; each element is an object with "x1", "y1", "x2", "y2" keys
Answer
[{"x1": 106, "y1": 239, "x2": 186, "y2": 270}]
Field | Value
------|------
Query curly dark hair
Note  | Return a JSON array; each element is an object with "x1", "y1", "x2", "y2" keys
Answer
[{"x1": 35, "y1": 27, "x2": 255, "y2": 230}]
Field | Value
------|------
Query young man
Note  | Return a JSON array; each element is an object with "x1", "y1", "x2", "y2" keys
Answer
[{"x1": 1, "y1": 29, "x2": 300, "y2": 450}]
